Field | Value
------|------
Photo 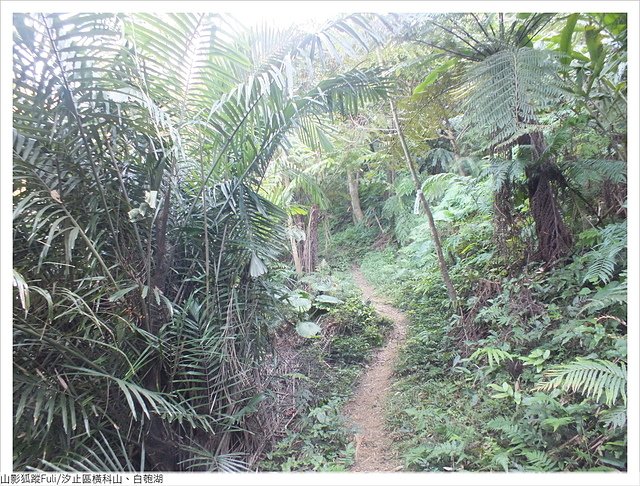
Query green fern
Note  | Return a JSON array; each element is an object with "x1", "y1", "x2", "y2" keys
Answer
[
  {"x1": 490, "y1": 451, "x2": 511, "y2": 472},
  {"x1": 487, "y1": 157, "x2": 526, "y2": 192},
  {"x1": 599, "y1": 405, "x2": 627, "y2": 431},
  {"x1": 535, "y1": 358, "x2": 627, "y2": 406},
  {"x1": 487, "y1": 416, "x2": 545, "y2": 448},
  {"x1": 580, "y1": 279, "x2": 627, "y2": 314},
  {"x1": 563, "y1": 158, "x2": 627, "y2": 186},
  {"x1": 469, "y1": 347, "x2": 514, "y2": 367},
  {"x1": 421, "y1": 173, "x2": 470, "y2": 202},
  {"x1": 423, "y1": 440, "x2": 468, "y2": 468},
  {"x1": 600, "y1": 406, "x2": 627, "y2": 430},
  {"x1": 582, "y1": 223, "x2": 626, "y2": 285},
  {"x1": 523, "y1": 450, "x2": 558, "y2": 471},
  {"x1": 461, "y1": 47, "x2": 565, "y2": 149}
]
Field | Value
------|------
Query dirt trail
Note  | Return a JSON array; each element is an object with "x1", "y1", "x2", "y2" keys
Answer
[{"x1": 343, "y1": 267, "x2": 408, "y2": 472}]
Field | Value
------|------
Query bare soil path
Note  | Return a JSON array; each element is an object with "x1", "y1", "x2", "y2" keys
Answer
[{"x1": 343, "y1": 267, "x2": 408, "y2": 472}]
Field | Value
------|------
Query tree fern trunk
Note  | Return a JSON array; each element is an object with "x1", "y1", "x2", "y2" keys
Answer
[
  {"x1": 524, "y1": 131, "x2": 573, "y2": 263},
  {"x1": 526, "y1": 164, "x2": 573, "y2": 263}
]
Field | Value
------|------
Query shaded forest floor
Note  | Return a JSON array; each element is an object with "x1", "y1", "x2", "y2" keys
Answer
[{"x1": 343, "y1": 267, "x2": 407, "y2": 472}]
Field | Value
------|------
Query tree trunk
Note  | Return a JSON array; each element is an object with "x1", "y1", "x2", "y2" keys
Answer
[
  {"x1": 303, "y1": 204, "x2": 319, "y2": 273},
  {"x1": 288, "y1": 215, "x2": 303, "y2": 275},
  {"x1": 347, "y1": 168, "x2": 365, "y2": 223},
  {"x1": 526, "y1": 163, "x2": 573, "y2": 263},
  {"x1": 293, "y1": 213, "x2": 306, "y2": 272},
  {"x1": 389, "y1": 98, "x2": 458, "y2": 307},
  {"x1": 384, "y1": 169, "x2": 395, "y2": 198},
  {"x1": 523, "y1": 131, "x2": 573, "y2": 263}
]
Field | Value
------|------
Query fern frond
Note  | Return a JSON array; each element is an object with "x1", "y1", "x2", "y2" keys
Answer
[
  {"x1": 580, "y1": 279, "x2": 627, "y2": 314},
  {"x1": 460, "y1": 47, "x2": 566, "y2": 149},
  {"x1": 582, "y1": 223, "x2": 626, "y2": 285},
  {"x1": 486, "y1": 157, "x2": 526, "y2": 192},
  {"x1": 421, "y1": 173, "x2": 470, "y2": 202},
  {"x1": 563, "y1": 158, "x2": 627, "y2": 186},
  {"x1": 523, "y1": 450, "x2": 558, "y2": 471},
  {"x1": 535, "y1": 358, "x2": 627, "y2": 406},
  {"x1": 487, "y1": 416, "x2": 544, "y2": 448},
  {"x1": 599, "y1": 405, "x2": 627, "y2": 431}
]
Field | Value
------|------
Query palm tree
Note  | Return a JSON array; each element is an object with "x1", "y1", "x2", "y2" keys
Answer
[{"x1": 13, "y1": 12, "x2": 390, "y2": 471}]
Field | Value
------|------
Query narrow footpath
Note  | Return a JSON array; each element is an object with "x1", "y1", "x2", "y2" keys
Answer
[{"x1": 343, "y1": 267, "x2": 408, "y2": 472}]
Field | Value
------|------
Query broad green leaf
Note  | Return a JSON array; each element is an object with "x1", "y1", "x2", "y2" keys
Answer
[
  {"x1": 413, "y1": 59, "x2": 456, "y2": 95},
  {"x1": 313, "y1": 282, "x2": 333, "y2": 292},
  {"x1": 570, "y1": 50, "x2": 590, "y2": 62},
  {"x1": 314, "y1": 294, "x2": 344, "y2": 305},
  {"x1": 295, "y1": 321, "x2": 321, "y2": 338},
  {"x1": 288, "y1": 294, "x2": 312, "y2": 312}
]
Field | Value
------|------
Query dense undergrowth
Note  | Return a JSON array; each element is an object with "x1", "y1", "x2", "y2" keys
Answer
[
  {"x1": 355, "y1": 214, "x2": 627, "y2": 471},
  {"x1": 258, "y1": 269, "x2": 393, "y2": 471}
]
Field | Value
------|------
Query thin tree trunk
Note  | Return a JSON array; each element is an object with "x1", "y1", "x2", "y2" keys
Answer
[
  {"x1": 288, "y1": 215, "x2": 303, "y2": 275},
  {"x1": 293, "y1": 213, "x2": 306, "y2": 273},
  {"x1": 283, "y1": 173, "x2": 304, "y2": 274},
  {"x1": 303, "y1": 204, "x2": 319, "y2": 273},
  {"x1": 389, "y1": 98, "x2": 458, "y2": 306},
  {"x1": 347, "y1": 168, "x2": 365, "y2": 223},
  {"x1": 384, "y1": 169, "x2": 395, "y2": 198}
]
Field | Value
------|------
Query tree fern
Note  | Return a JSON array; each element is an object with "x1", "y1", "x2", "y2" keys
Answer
[
  {"x1": 460, "y1": 47, "x2": 566, "y2": 149},
  {"x1": 535, "y1": 358, "x2": 627, "y2": 406}
]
